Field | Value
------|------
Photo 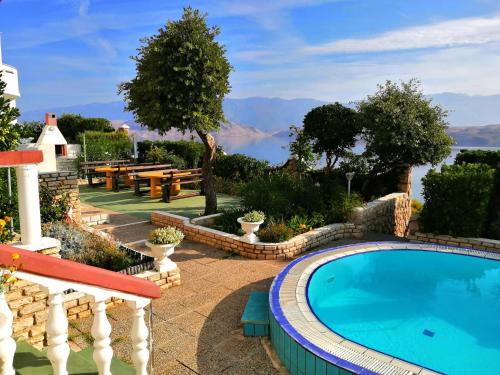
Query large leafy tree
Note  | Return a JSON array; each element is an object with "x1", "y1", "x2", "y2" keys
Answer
[
  {"x1": 358, "y1": 79, "x2": 453, "y2": 175},
  {"x1": 303, "y1": 102, "x2": 360, "y2": 173},
  {"x1": 0, "y1": 73, "x2": 21, "y2": 151},
  {"x1": 119, "y1": 7, "x2": 232, "y2": 214}
]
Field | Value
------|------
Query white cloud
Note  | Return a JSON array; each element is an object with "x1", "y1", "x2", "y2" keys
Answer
[
  {"x1": 230, "y1": 44, "x2": 500, "y2": 101},
  {"x1": 303, "y1": 14, "x2": 500, "y2": 55}
]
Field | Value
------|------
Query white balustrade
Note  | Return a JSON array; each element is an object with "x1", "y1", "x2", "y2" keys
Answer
[
  {"x1": 41, "y1": 286, "x2": 70, "y2": 375},
  {"x1": 1, "y1": 270, "x2": 155, "y2": 375},
  {"x1": 91, "y1": 296, "x2": 114, "y2": 375},
  {"x1": 127, "y1": 300, "x2": 151, "y2": 375}
]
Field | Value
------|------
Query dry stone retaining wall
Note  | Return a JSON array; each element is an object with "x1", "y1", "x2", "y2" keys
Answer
[
  {"x1": 408, "y1": 232, "x2": 500, "y2": 253},
  {"x1": 354, "y1": 192, "x2": 411, "y2": 237},
  {"x1": 151, "y1": 211, "x2": 362, "y2": 259}
]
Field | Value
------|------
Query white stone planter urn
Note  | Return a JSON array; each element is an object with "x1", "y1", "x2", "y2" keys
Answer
[
  {"x1": 237, "y1": 217, "x2": 264, "y2": 244},
  {"x1": 145, "y1": 242, "x2": 178, "y2": 273}
]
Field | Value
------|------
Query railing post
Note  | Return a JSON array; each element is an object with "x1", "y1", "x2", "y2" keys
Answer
[
  {"x1": 91, "y1": 296, "x2": 113, "y2": 375},
  {"x1": 127, "y1": 300, "x2": 151, "y2": 375},
  {"x1": 41, "y1": 286, "x2": 70, "y2": 375},
  {"x1": 0, "y1": 293, "x2": 16, "y2": 375}
]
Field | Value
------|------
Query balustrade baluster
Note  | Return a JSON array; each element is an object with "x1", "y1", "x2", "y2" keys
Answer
[
  {"x1": 91, "y1": 296, "x2": 113, "y2": 375},
  {"x1": 127, "y1": 300, "x2": 150, "y2": 375},
  {"x1": 42, "y1": 286, "x2": 70, "y2": 375}
]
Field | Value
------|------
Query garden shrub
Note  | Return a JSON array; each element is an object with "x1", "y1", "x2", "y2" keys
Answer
[
  {"x1": 258, "y1": 222, "x2": 294, "y2": 243},
  {"x1": 241, "y1": 172, "x2": 323, "y2": 219},
  {"x1": 138, "y1": 140, "x2": 204, "y2": 168},
  {"x1": 58, "y1": 114, "x2": 114, "y2": 143},
  {"x1": 411, "y1": 199, "x2": 423, "y2": 215},
  {"x1": 145, "y1": 146, "x2": 187, "y2": 168},
  {"x1": 212, "y1": 208, "x2": 245, "y2": 235},
  {"x1": 420, "y1": 163, "x2": 495, "y2": 237},
  {"x1": 288, "y1": 214, "x2": 311, "y2": 234},
  {"x1": 326, "y1": 192, "x2": 363, "y2": 223},
  {"x1": 78, "y1": 131, "x2": 132, "y2": 161},
  {"x1": 214, "y1": 153, "x2": 269, "y2": 181},
  {"x1": 39, "y1": 185, "x2": 71, "y2": 224},
  {"x1": 214, "y1": 176, "x2": 246, "y2": 196},
  {"x1": 455, "y1": 149, "x2": 500, "y2": 167},
  {"x1": 43, "y1": 222, "x2": 136, "y2": 271}
]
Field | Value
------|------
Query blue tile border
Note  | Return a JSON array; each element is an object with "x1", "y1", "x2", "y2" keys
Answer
[{"x1": 269, "y1": 241, "x2": 497, "y2": 375}]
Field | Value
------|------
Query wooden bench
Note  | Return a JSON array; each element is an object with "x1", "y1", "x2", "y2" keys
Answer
[
  {"x1": 81, "y1": 160, "x2": 130, "y2": 186},
  {"x1": 161, "y1": 168, "x2": 204, "y2": 203}
]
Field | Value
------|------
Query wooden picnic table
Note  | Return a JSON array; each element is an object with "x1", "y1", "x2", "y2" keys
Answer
[
  {"x1": 136, "y1": 170, "x2": 194, "y2": 198},
  {"x1": 95, "y1": 164, "x2": 171, "y2": 191}
]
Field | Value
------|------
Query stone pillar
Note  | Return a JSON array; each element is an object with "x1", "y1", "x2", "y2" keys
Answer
[
  {"x1": 397, "y1": 166, "x2": 412, "y2": 197},
  {"x1": 15, "y1": 164, "x2": 42, "y2": 247}
]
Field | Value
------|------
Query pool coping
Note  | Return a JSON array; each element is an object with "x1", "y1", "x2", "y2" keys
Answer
[{"x1": 269, "y1": 241, "x2": 500, "y2": 375}]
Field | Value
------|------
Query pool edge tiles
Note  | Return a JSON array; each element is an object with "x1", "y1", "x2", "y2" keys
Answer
[{"x1": 268, "y1": 241, "x2": 500, "y2": 375}]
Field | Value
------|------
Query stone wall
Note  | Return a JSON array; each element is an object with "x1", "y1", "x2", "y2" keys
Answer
[
  {"x1": 7, "y1": 246, "x2": 179, "y2": 349},
  {"x1": 352, "y1": 192, "x2": 411, "y2": 237},
  {"x1": 39, "y1": 171, "x2": 81, "y2": 224},
  {"x1": 408, "y1": 232, "x2": 500, "y2": 253},
  {"x1": 151, "y1": 211, "x2": 362, "y2": 259}
]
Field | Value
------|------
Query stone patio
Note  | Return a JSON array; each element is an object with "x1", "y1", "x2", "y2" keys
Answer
[{"x1": 75, "y1": 204, "x2": 404, "y2": 374}]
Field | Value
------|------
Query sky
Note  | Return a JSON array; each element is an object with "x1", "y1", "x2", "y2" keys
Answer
[{"x1": 2, "y1": 0, "x2": 500, "y2": 111}]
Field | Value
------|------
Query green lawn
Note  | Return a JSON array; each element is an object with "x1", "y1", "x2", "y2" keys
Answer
[{"x1": 79, "y1": 185, "x2": 241, "y2": 220}]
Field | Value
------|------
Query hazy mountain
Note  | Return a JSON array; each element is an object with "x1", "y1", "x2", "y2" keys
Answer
[
  {"x1": 21, "y1": 94, "x2": 500, "y2": 131},
  {"x1": 447, "y1": 124, "x2": 500, "y2": 147}
]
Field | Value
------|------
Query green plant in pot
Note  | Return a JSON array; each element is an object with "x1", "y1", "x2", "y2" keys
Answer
[
  {"x1": 237, "y1": 211, "x2": 265, "y2": 243},
  {"x1": 146, "y1": 227, "x2": 184, "y2": 272}
]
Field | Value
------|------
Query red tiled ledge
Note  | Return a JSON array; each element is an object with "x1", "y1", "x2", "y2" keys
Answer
[
  {"x1": 0, "y1": 150, "x2": 44, "y2": 167},
  {"x1": 0, "y1": 244, "x2": 161, "y2": 299}
]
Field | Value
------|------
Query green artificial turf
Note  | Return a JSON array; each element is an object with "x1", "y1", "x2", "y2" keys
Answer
[
  {"x1": 79, "y1": 185, "x2": 241, "y2": 220},
  {"x1": 14, "y1": 340, "x2": 134, "y2": 374}
]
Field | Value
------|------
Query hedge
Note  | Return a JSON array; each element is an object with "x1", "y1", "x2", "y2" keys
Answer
[
  {"x1": 214, "y1": 153, "x2": 270, "y2": 181},
  {"x1": 137, "y1": 140, "x2": 204, "y2": 168},
  {"x1": 420, "y1": 163, "x2": 495, "y2": 237},
  {"x1": 455, "y1": 149, "x2": 500, "y2": 239},
  {"x1": 79, "y1": 131, "x2": 132, "y2": 161}
]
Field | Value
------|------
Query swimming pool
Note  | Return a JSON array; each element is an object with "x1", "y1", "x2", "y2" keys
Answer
[{"x1": 269, "y1": 242, "x2": 500, "y2": 375}]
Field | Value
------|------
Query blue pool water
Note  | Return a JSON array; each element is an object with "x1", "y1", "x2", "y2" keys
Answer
[{"x1": 307, "y1": 250, "x2": 500, "y2": 375}]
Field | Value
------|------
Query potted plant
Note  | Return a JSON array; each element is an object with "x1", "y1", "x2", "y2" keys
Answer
[
  {"x1": 237, "y1": 211, "x2": 265, "y2": 243},
  {"x1": 146, "y1": 227, "x2": 184, "y2": 272}
]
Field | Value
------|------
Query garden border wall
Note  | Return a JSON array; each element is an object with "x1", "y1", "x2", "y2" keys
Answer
[
  {"x1": 408, "y1": 232, "x2": 500, "y2": 252},
  {"x1": 151, "y1": 211, "x2": 362, "y2": 259}
]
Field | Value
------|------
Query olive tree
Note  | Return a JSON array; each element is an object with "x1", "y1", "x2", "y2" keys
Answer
[
  {"x1": 119, "y1": 7, "x2": 232, "y2": 214},
  {"x1": 358, "y1": 79, "x2": 453, "y2": 175},
  {"x1": 303, "y1": 102, "x2": 360, "y2": 173}
]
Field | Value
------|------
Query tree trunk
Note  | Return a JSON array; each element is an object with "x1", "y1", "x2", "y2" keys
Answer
[
  {"x1": 196, "y1": 130, "x2": 217, "y2": 215},
  {"x1": 325, "y1": 152, "x2": 333, "y2": 175}
]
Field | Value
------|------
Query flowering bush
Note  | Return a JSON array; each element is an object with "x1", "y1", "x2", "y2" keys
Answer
[
  {"x1": 0, "y1": 215, "x2": 13, "y2": 243},
  {"x1": 148, "y1": 227, "x2": 184, "y2": 245},
  {"x1": 0, "y1": 252, "x2": 21, "y2": 293}
]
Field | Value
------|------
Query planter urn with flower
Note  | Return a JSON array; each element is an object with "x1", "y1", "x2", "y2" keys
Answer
[
  {"x1": 238, "y1": 211, "x2": 265, "y2": 244},
  {"x1": 146, "y1": 227, "x2": 184, "y2": 272}
]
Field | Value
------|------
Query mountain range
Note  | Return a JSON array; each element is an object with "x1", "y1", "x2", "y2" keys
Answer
[{"x1": 20, "y1": 94, "x2": 500, "y2": 147}]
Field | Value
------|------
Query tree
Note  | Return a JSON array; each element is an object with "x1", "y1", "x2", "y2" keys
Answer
[
  {"x1": 57, "y1": 114, "x2": 114, "y2": 143},
  {"x1": 303, "y1": 102, "x2": 360, "y2": 173},
  {"x1": 0, "y1": 73, "x2": 21, "y2": 151},
  {"x1": 119, "y1": 7, "x2": 232, "y2": 214},
  {"x1": 16, "y1": 120, "x2": 44, "y2": 141},
  {"x1": 289, "y1": 125, "x2": 317, "y2": 176},
  {"x1": 358, "y1": 79, "x2": 453, "y2": 175}
]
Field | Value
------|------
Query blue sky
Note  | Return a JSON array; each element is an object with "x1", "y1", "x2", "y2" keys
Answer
[{"x1": 2, "y1": 0, "x2": 500, "y2": 111}]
